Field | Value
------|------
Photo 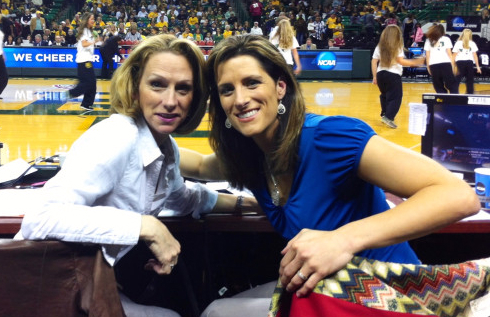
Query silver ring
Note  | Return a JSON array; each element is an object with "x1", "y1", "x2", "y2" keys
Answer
[
  {"x1": 297, "y1": 270, "x2": 308, "y2": 281},
  {"x1": 170, "y1": 264, "x2": 175, "y2": 270}
]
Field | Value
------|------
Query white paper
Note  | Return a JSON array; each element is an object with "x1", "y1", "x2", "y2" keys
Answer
[
  {"x1": 0, "y1": 158, "x2": 37, "y2": 185},
  {"x1": 408, "y1": 103, "x2": 427, "y2": 136}
]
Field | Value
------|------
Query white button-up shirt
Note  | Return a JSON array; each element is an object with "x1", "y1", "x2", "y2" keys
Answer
[{"x1": 19, "y1": 114, "x2": 218, "y2": 265}]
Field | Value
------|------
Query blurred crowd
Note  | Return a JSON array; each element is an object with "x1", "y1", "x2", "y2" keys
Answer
[{"x1": 0, "y1": 0, "x2": 471, "y2": 50}]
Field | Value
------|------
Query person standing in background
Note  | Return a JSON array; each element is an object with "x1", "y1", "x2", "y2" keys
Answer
[
  {"x1": 100, "y1": 35, "x2": 124, "y2": 79},
  {"x1": 411, "y1": 22, "x2": 424, "y2": 47},
  {"x1": 270, "y1": 19, "x2": 302, "y2": 75},
  {"x1": 29, "y1": 10, "x2": 45, "y2": 39},
  {"x1": 69, "y1": 12, "x2": 97, "y2": 111},
  {"x1": 452, "y1": 28, "x2": 481, "y2": 94},
  {"x1": 0, "y1": 26, "x2": 8, "y2": 100},
  {"x1": 372, "y1": 25, "x2": 425, "y2": 128},
  {"x1": 424, "y1": 24, "x2": 459, "y2": 94}
]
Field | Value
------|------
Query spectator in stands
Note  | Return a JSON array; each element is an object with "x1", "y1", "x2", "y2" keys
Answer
[
  {"x1": 137, "y1": 6, "x2": 148, "y2": 18},
  {"x1": 69, "y1": 12, "x2": 97, "y2": 111},
  {"x1": 188, "y1": 12, "x2": 198, "y2": 26},
  {"x1": 65, "y1": 28, "x2": 77, "y2": 46},
  {"x1": 411, "y1": 22, "x2": 423, "y2": 47},
  {"x1": 250, "y1": 21, "x2": 263, "y2": 36},
  {"x1": 148, "y1": 8, "x2": 159, "y2": 20},
  {"x1": 30, "y1": 11, "x2": 45, "y2": 39},
  {"x1": 364, "y1": 8, "x2": 376, "y2": 40},
  {"x1": 204, "y1": 32, "x2": 213, "y2": 42},
  {"x1": 300, "y1": 36, "x2": 316, "y2": 49},
  {"x1": 453, "y1": 28, "x2": 482, "y2": 94},
  {"x1": 14, "y1": 36, "x2": 23, "y2": 46},
  {"x1": 249, "y1": 0, "x2": 264, "y2": 25},
  {"x1": 223, "y1": 24, "x2": 232, "y2": 38},
  {"x1": 482, "y1": 8, "x2": 490, "y2": 24},
  {"x1": 214, "y1": 27, "x2": 223, "y2": 43},
  {"x1": 401, "y1": 13, "x2": 416, "y2": 48},
  {"x1": 294, "y1": 16, "x2": 307, "y2": 45},
  {"x1": 53, "y1": 35, "x2": 66, "y2": 46},
  {"x1": 32, "y1": 33, "x2": 42, "y2": 46},
  {"x1": 55, "y1": 24, "x2": 66, "y2": 38},
  {"x1": 310, "y1": 15, "x2": 325, "y2": 49},
  {"x1": 181, "y1": 26, "x2": 193, "y2": 40},
  {"x1": 194, "y1": 28, "x2": 203, "y2": 41},
  {"x1": 41, "y1": 33, "x2": 52, "y2": 46},
  {"x1": 227, "y1": 12, "x2": 237, "y2": 26},
  {"x1": 424, "y1": 23, "x2": 459, "y2": 94},
  {"x1": 125, "y1": 23, "x2": 142, "y2": 42},
  {"x1": 71, "y1": 13, "x2": 81, "y2": 30},
  {"x1": 333, "y1": 31, "x2": 345, "y2": 47},
  {"x1": 4, "y1": 34, "x2": 13, "y2": 46},
  {"x1": 20, "y1": 9, "x2": 32, "y2": 38},
  {"x1": 270, "y1": 19, "x2": 302, "y2": 75}
]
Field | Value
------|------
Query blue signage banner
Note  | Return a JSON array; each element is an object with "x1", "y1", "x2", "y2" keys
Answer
[
  {"x1": 298, "y1": 50, "x2": 353, "y2": 71},
  {"x1": 447, "y1": 15, "x2": 481, "y2": 32},
  {"x1": 4, "y1": 47, "x2": 110, "y2": 69}
]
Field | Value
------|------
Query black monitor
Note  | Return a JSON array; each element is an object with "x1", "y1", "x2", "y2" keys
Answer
[{"x1": 421, "y1": 93, "x2": 490, "y2": 184}]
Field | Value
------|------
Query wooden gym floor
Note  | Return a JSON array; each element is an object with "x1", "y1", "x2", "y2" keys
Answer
[{"x1": 0, "y1": 77, "x2": 487, "y2": 165}]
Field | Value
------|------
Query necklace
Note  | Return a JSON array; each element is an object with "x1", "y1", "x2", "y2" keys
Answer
[{"x1": 266, "y1": 160, "x2": 280, "y2": 206}]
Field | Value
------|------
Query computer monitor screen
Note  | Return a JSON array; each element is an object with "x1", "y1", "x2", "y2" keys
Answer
[
  {"x1": 408, "y1": 47, "x2": 423, "y2": 57},
  {"x1": 421, "y1": 94, "x2": 490, "y2": 184}
]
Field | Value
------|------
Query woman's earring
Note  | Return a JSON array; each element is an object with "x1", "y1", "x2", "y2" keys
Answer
[
  {"x1": 277, "y1": 101, "x2": 286, "y2": 115},
  {"x1": 225, "y1": 118, "x2": 232, "y2": 129}
]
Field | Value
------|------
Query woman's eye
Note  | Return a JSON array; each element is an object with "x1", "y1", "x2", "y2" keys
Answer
[
  {"x1": 177, "y1": 84, "x2": 193, "y2": 94},
  {"x1": 218, "y1": 86, "x2": 233, "y2": 96},
  {"x1": 150, "y1": 81, "x2": 163, "y2": 88},
  {"x1": 247, "y1": 79, "x2": 260, "y2": 88}
]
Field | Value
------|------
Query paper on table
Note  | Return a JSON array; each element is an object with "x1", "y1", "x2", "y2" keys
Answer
[
  {"x1": 0, "y1": 158, "x2": 37, "y2": 185},
  {"x1": 408, "y1": 102, "x2": 427, "y2": 136}
]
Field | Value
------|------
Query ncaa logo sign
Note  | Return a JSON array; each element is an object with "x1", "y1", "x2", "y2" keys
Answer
[
  {"x1": 316, "y1": 52, "x2": 337, "y2": 70},
  {"x1": 451, "y1": 16, "x2": 465, "y2": 31}
]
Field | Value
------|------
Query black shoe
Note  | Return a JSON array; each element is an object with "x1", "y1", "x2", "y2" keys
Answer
[{"x1": 80, "y1": 105, "x2": 93, "y2": 111}]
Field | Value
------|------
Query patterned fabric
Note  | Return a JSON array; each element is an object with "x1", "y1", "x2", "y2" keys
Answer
[{"x1": 269, "y1": 257, "x2": 490, "y2": 317}]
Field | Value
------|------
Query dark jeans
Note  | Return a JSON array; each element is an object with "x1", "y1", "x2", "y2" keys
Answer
[
  {"x1": 376, "y1": 70, "x2": 403, "y2": 120},
  {"x1": 70, "y1": 61, "x2": 97, "y2": 108},
  {"x1": 455, "y1": 60, "x2": 476, "y2": 94},
  {"x1": 429, "y1": 62, "x2": 459, "y2": 94},
  {"x1": 0, "y1": 55, "x2": 8, "y2": 96},
  {"x1": 101, "y1": 54, "x2": 115, "y2": 79}
]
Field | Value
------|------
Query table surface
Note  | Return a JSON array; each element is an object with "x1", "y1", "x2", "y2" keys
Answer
[{"x1": 2, "y1": 210, "x2": 490, "y2": 236}]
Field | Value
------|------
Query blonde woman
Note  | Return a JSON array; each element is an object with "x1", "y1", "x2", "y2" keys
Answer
[
  {"x1": 452, "y1": 28, "x2": 481, "y2": 94},
  {"x1": 371, "y1": 25, "x2": 424, "y2": 128},
  {"x1": 270, "y1": 19, "x2": 302, "y2": 75},
  {"x1": 18, "y1": 34, "x2": 256, "y2": 316}
]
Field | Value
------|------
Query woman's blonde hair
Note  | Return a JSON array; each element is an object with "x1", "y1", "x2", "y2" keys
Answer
[
  {"x1": 274, "y1": 19, "x2": 294, "y2": 49},
  {"x1": 458, "y1": 28, "x2": 473, "y2": 50},
  {"x1": 110, "y1": 34, "x2": 208, "y2": 135},
  {"x1": 207, "y1": 35, "x2": 305, "y2": 189},
  {"x1": 378, "y1": 25, "x2": 403, "y2": 68}
]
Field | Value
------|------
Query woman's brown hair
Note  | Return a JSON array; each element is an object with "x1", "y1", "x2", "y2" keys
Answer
[{"x1": 206, "y1": 35, "x2": 306, "y2": 189}]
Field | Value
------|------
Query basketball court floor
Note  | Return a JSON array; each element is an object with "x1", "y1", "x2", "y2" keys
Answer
[{"x1": 0, "y1": 77, "x2": 486, "y2": 165}]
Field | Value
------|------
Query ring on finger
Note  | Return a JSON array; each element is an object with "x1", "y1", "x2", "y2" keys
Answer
[
  {"x1": 297, "y1": 270, "x2": 308, "y2": 281},
  {"x1": 170, "y1": 264, "x2": 175, "y2": 270}
]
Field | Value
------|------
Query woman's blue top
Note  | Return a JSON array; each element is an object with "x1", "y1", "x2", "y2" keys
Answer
[{"x1": 252, "y1": 114, "x2": 420, "y2": 264}]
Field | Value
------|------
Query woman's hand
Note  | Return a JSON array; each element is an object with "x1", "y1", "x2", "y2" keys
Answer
[
  {"x1": 140, "y1": 215, "x2": 181, "y2": 275},
  {"x1": 279, "y1": 228, "x2": 354, "y2": 297}
]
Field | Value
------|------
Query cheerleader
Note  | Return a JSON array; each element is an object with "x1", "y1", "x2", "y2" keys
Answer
[{"x1": 452, "y1": 28, "x2": 481, "y2": 94}]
